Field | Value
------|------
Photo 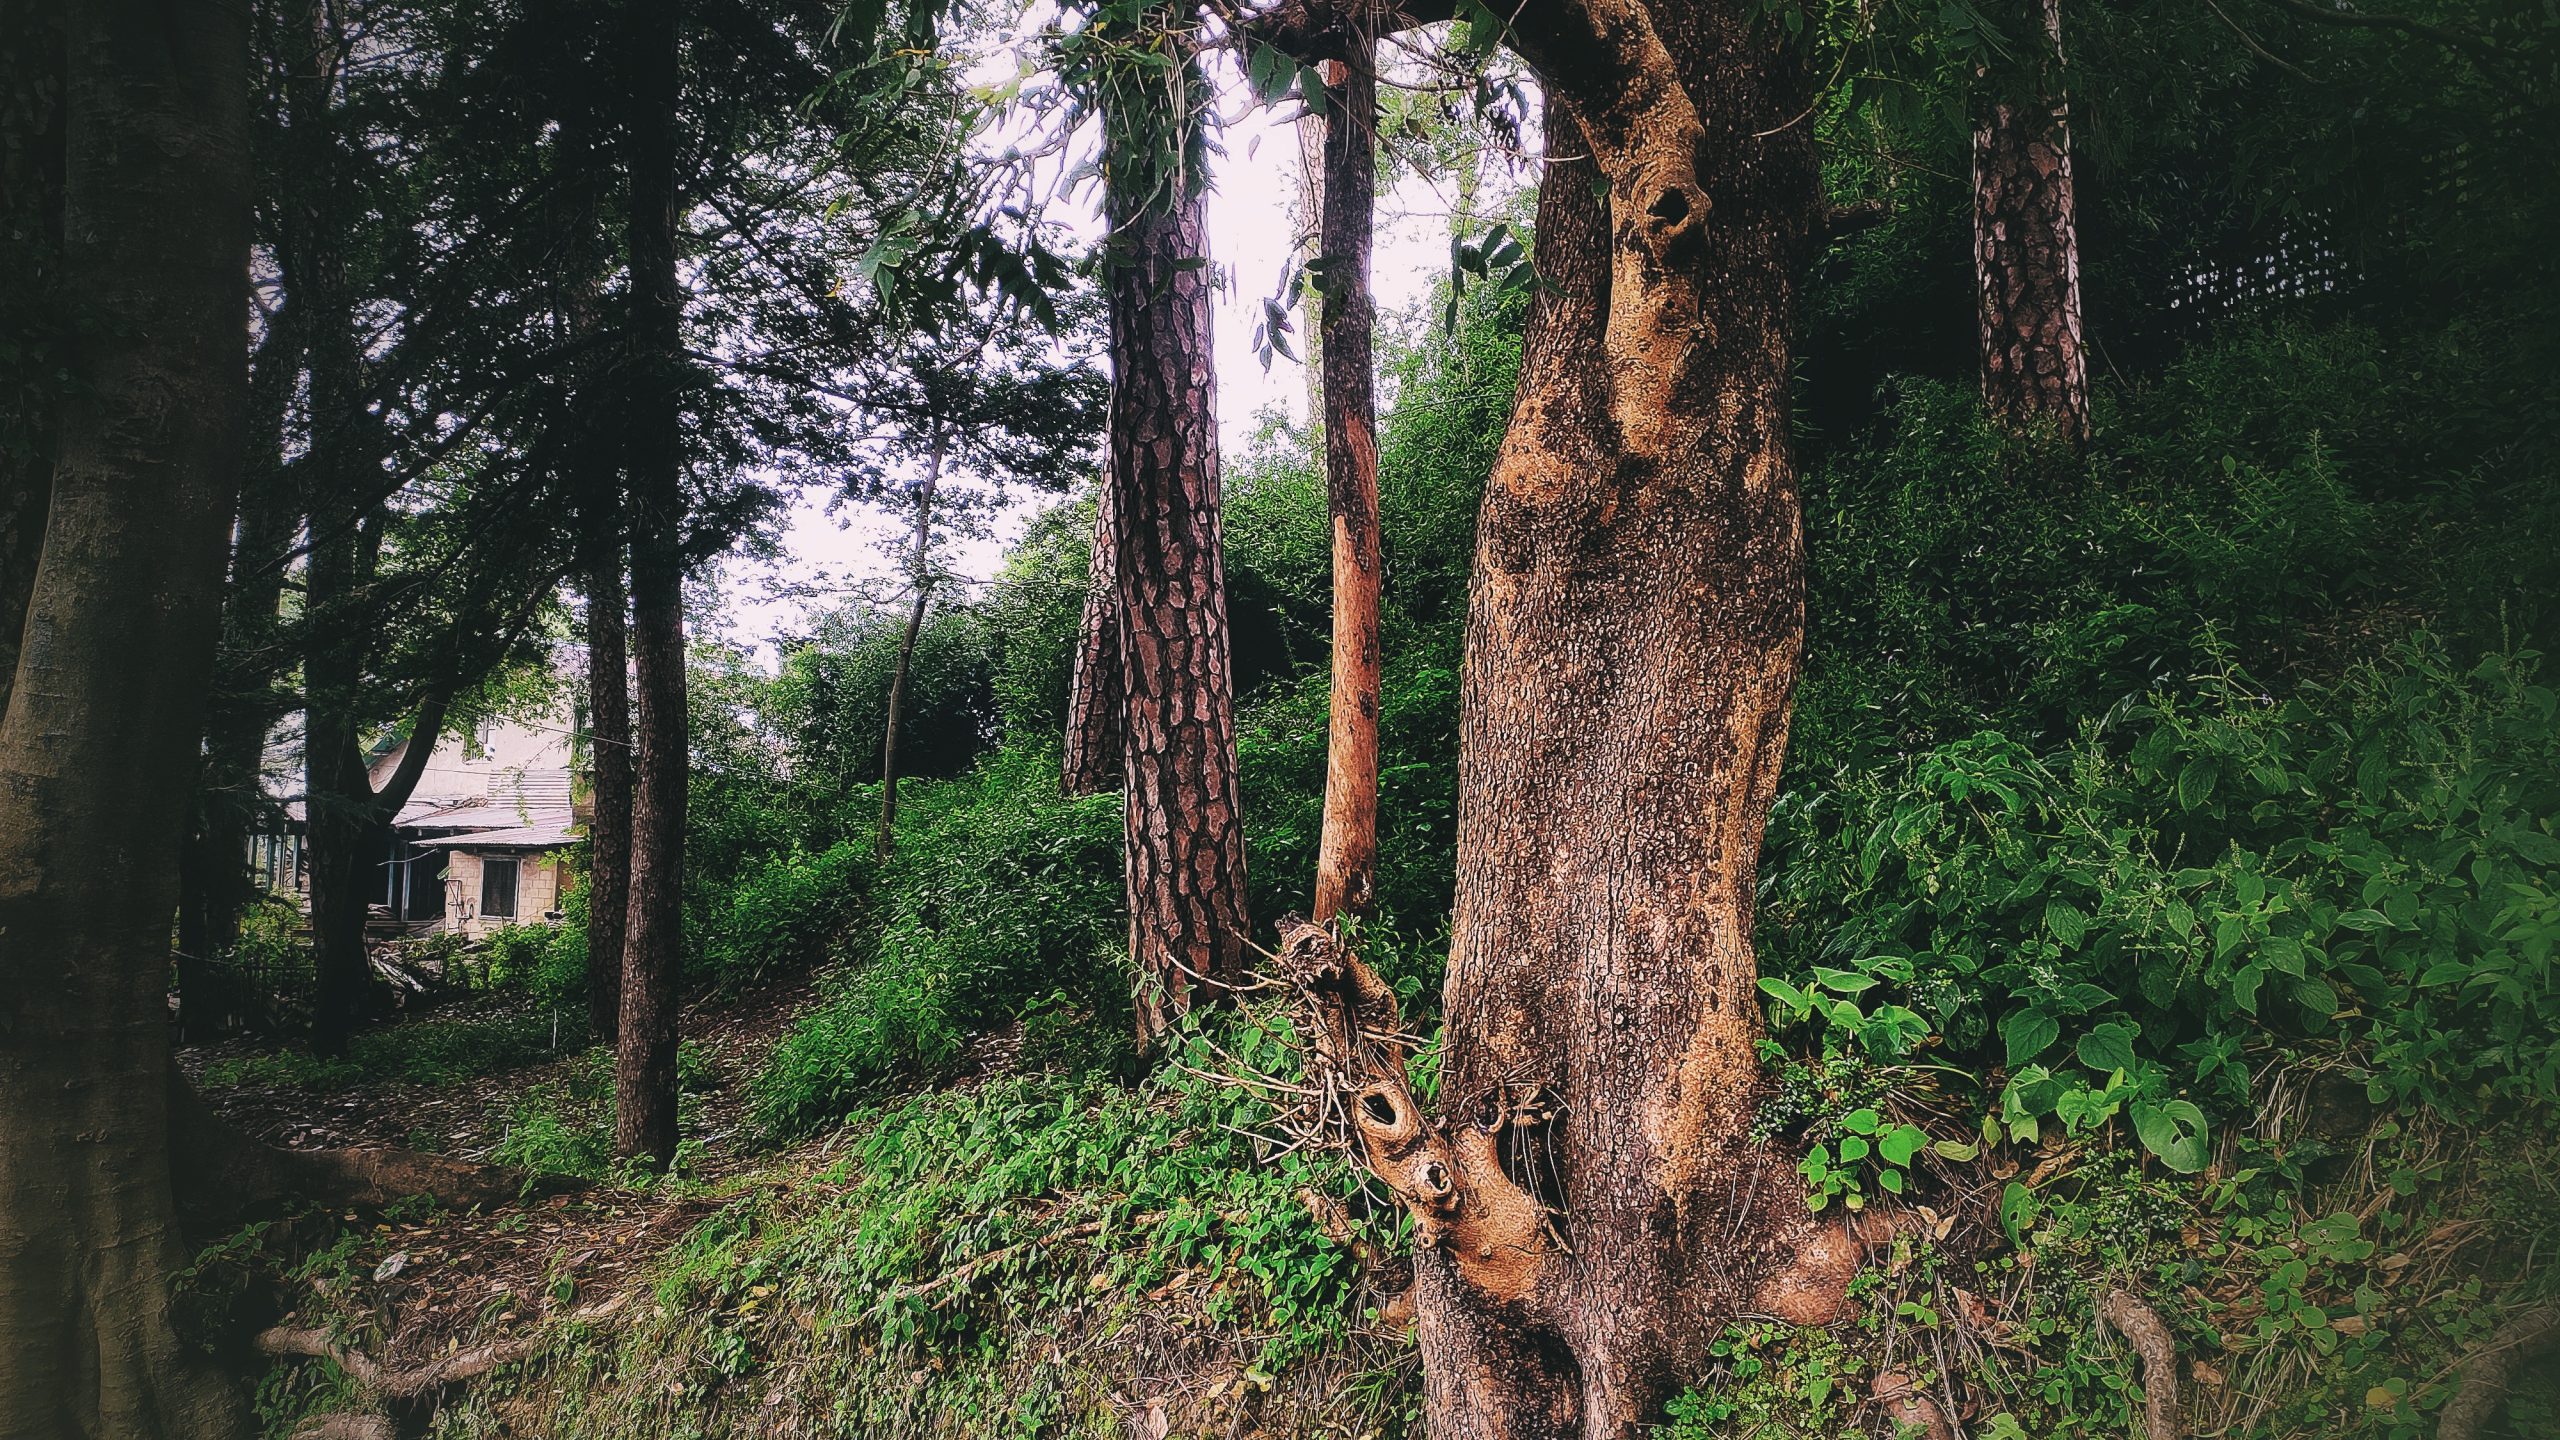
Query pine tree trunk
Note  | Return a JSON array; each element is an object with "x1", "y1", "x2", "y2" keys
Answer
[
  {"x1": 1973, "y1": 0, "x2": 2088, "y2": 443},
  {"x1": 877, "y1": 434, "x2": 942, "y2": 859},
  {"x1": 1273, "y1": 6, "x2": 1864, "y2": 1429},
  {"x1": 1061, "y1": 476, "x2": 1124, "y2": 796},
  {"x1": 615, "y1": 0, "x2": 687, "y2": 1166},
  {"x1": 0, "y1": 1, "x2": 249, "y2": 1431},
  {"x1": 1101, "y1": 52, "x2": 1253, "y2": 1040},
  {"x1": 1312, "y1": 46, "x2": 1382, "y2": 926},
  {"x1": 584, "y1": 544, "x2": 632, "y2": 1044}
]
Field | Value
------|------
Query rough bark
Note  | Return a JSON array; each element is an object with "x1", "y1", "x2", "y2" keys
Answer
[
  {"x1": 1973, "y1": 0, "x2": 2088, "y2": 443},
  {"x1": 0, "y1": 0, "x2": 250, "y2": 1431},
  {"x1": 1100, "y1": 46, "x2": 1253, "y2": 1040},
  {"x1": 308, "y1": 692, "x2": 450, "y2": 1055},
  {"x1": 877, "y1": 432, "x2": 943, "y2": 858},
  {"x1": 2098, "y1": 1288, "x2": 2182, "y2": 1440},
  {"x1": 1061, "y1": 475, "x2": 1125, "y2": 796},
  {"x1": 1322, "y1": 16, "x2": 1843, "y2": 1430},
  {"x1": 1312, "y1": 45, "x2": 1383, "y2": 926},
  {"x1": 615, "y1": 0, "x2": 687, "y2": 1166},
  {"x1": 0, "y1": 0, "x2": 62, "y2": 731},
  {"x1": 2438, "y1": 1303, "x2": 2560, "y2": 1440},
  {"x1": 584, "y1": 542, "x2": 632, "y2": 1044}
]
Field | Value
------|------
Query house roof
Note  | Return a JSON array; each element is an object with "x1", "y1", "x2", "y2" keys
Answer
[{"x1": 414, "y1": 823, "x2": 581, "y2": 851}]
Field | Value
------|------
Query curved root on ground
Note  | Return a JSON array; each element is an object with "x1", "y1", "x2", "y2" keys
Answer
[
  {"x1": 2437, "y1": 1303, "x2": 2560, "y2": 1440},
  {"x1": 1871, "y1": 1369, "x2": 1956, "y2": 1440},
  {"x1": 2098, "y1": 1288, "x2": 2181, "y2": 1440}
]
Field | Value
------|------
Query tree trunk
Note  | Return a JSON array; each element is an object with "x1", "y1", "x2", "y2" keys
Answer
[
  {"x1": 0, "y1": 0, "x2": 250, "y2": 1432},
  {"x1": 584, "y1": 543, "x2": 632, "y2": 1044},
  {"x1": 1295, "y1": 104, "x2": 1326, "y2": 421},
  {"x1": 1973, "y1": 0, "x2": 2088, "y2": 443},
  {"x1": 1100, "y1": 39, "x2": 1253, "y2": 1040},
  {"x1": 1312, "y1": 45, "x2": 1382, "y2": 926},
  {"x1": 1273, "y1": 6, "x2": 1862, "y2": 1427},
  {"x1": 615, "y1": 0, "x2": 687, "y2": 1166},
  {"x1": 877, "y1": 432, "x2": 943, "y2": 859},
  {"x1": 1061, "y1": 476, "x2": 1124, "y2": 796},
  {"x1": 0, "y1": 0, "x2": 62, "y2": 732}
]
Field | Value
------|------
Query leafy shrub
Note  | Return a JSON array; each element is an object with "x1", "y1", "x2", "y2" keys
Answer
[
  {"x1": 690, "y1": 840, "x2": 875, "y2": 990},
  {"x1": 1759, "y1": 632, "x2": 2560, "y2": 1174},
  {"x1": 485, "y1": 907, "x2": 587, "y2": 1008},
  {"x1": 751, "y1": 748, "x2": 1125, "y2": 1133}
]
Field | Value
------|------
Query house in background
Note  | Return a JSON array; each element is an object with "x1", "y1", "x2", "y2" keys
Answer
[{"x1": 265, "y1": 706, "x2": 586, "y2": 939}]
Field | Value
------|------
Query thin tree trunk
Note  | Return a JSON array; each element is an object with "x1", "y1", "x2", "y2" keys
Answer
[
  {"x1": 1312, "y1": 44, "x2": 1382, "y2": 926},
  {"x1": 1061, "y1": 476, "x2": 1125, "y2": 796},
  {"x1": 584, "y1": 543, "x2": 631, "y2": 1043},
  {"x1": 615, "y1": 0, "x2": 687, "y2": 1166},
  {"x1": 1973, "y1": 0, "x2": 2088, "y2": 443},
  {"x1": 1295, "y1": 105, "x2": 1326, "y2": 421},
  {"x1": 0, "y1": 0, "x2": 250, "y2": 1431},
  {"x1": 876, "y1": 432, "x2": 943, "y2": 859},
  {"x1": 1101, "y1": 36, "x2": 1253, "y2": 1041}
]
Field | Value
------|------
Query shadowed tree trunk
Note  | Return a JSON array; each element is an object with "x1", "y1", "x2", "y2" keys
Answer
[
  {"x1": 615, "y1": 0, "x2": 688, "y2": 1166},
  {"x1": 1973, "y1": 0, "x2": 2088, "y2": 442},
  {"x1": 0, "y1": 0, "x2": 62, "y2": 729},
  {"x1": 1312, "y1": 43, "x2": 1382, "y2": 925},
  {"x1": 877, "y1": 430, "x2": 944, "y2": 858},
  {"x1": 0, "y1": 0, "x2": 251, "y2": 1430},
  {"x1": 1250, "y1": 1, "x2": 1867, "y2": 1432},
  {"x1": 584, "y1": 538, "x2": 632, "y2": 1043},
  {"x1": 1061, "y1": 476, "x2": 1124, "y2": 796},
  {"x1": 1099, "y1": 28, "x2": 1253, "y2": 1040}
]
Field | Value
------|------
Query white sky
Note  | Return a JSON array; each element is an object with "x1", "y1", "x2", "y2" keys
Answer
[{"x1": 713, "y1": 72, "x2": 1478, "y2": 660}]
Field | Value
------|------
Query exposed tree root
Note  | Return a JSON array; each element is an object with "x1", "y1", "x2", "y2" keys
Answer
[
  {"x1": 168, "y1": 1067, "x2": 572, "y2": 1226},
  {"x1": 2437, "y1": 1302, "x2": 2560, "y2": 1440},
  {"x1": 258, "y1": 1324, "x2": 541, "y2": 1398},
  {"x1": 289, "y1": 1415, "x2": 396, "y2": 1440},
  {"x1": 2098, "y1": 1288, "x2": 2182, "y2": 1440},
  {"x1": 1871, "y1": 1369, "x2": 1956, "y2": 1440}
]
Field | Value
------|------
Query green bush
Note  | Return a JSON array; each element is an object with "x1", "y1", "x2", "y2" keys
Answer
[
  {"x1": 691, "y1": 841, "x2": 876, "y2": 990},
  {"x1": 751, "y1": 748, "x2": 1126, "y2": 1134}
]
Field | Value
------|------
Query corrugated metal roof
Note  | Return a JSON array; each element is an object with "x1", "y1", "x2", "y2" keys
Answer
[{"x1": 415, "y1": 824, "x2": 581, "y2": 850}]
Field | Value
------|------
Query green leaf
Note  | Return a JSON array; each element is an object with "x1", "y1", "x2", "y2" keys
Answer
[
  {"x1": 1838, "y1": 1134, "x2": 1871, "y2": 1163},
  {"x1": 1811, "y1": 966, "x2": 1879, "y2": 994},
  {"x1": 1931, "y1": 1138, "x2": 1981, "y2": 1162},
  {"x1": 1879, "y1": 1124, "x2": 1928, "y2": 1167},
  {"x1": 1999, "y1": 1181, "x2": 2040, "y2": 1247},
  {"x1": 2075, "y1": 1020, "x2": 2140, "y2": 1076},
  {"x1": 1841, "y1": 1107, "x2": 1881, "y2": 1134},
  {"x1": 2043, "y1": 900, "x2": 2090, "y2": 949},
  {"x1": 2001, "y1": 1008, "x2": 2060, "y2": 1067},
  {"x1": 2177, "y1": 756, "x2": 2220, "y2": 811},
  {"x1": 2130, "y1": 1100, "x2": 2212, "y2": 1173}
]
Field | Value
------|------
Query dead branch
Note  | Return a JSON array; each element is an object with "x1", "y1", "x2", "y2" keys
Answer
[
  {"x1": 289, "y1": 1417, "x2": 396, "y2": 1440},
  {"x1": 2438, "y1": 1303, "x2": 2560, "y2": 1440},
  {"x1": 880, "y1": 1219, "x2": 1109, "y2": 1309},
  {"x1": 1271, "y1": 919, "x2": 1551, "y2": 1303},
  {"x1": 2098, "y1": 1288, "x2": 2183, "y2": 1440}
]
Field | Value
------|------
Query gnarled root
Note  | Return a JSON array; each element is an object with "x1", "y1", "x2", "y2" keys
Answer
[
  {"x1": 2438, "y1": 1303, "x2": 2560, "y2": 1440},
  {"x1": 1274, "y1": 919, "x2": 1551, "y2": 1302},
  {"x1": 2098, "y1": 1288, "x2": 2182, "y2": 1440},
  {"x1": 289, "y1": 1417, "x2": 396, "y2": 1440},
  {"x1": 257, "y1": 1325, "x2": 540, "y2": 1399}
]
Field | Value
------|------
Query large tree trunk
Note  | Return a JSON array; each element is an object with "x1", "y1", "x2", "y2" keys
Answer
[
  {"x1": 1973, "y1": 0, "x2": 2088, "y2": 443},
  {"x1": 1312, "y1": 45, "x2": 1382, "y2": 926},
  {"x1": 584, "y1": 541, "x2": 632, "y2": 1044},
  {"x1": 0, "y1": 0, "x2": 250, "y2": 1431},
  {"x1": 1100, "y1": 38, "x2": 1253, "y2": 1040},
  {"x1": 1061, "y1": 476, "x2": 1124, "y2": 797},
  {"x1": 1267, "y1": 6, "x2": 1862, "y2": 1430},
  {"x1": 876, "y1": 433, "x2": 943, "y2": 859},
  {"x1": 0, "y1": 0, "x2": 62, "y2": 731},
  {"x1": 614, "y1": 0, "x2": 687, "y2": 1166}
]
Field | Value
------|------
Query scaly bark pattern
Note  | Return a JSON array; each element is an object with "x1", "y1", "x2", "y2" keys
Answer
[
  {"x1": 1101, "y1": 65, "x2": 1253, "y2": 1037},
  {"x1": 0, "y1": 0, "x2": 250, "y2": 1430},
  {"x1": 1313, "y1": 46, "x2": 1383, "y2": 924},
  {"x1": 1061, "y1": 476, "x2": 1125, "y2": 796},
  {"x1": 1973, "y1": 0, "x2": 2088, "y2": 442}
]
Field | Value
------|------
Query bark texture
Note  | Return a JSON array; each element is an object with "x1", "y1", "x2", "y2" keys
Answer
[
  {"x1": 1383, "y1": 16, "x2": 1842, "y2": 1433},
  {"x1": 584, "y1": 543, "x2": 632, "y2": 1043},
  {"x1": 1061, "y1": 476, "x2": 1125, "y2": 796},
  {"x1": 615, "y1": 0, "x2": 688, "y2": 1166},
  {"x1": 1312, "y1": 45, "x2": 1383, "y2": 925},
  {"x1": 1973, "y1": 0, "x2": 2088, "y2": 442},
  {"x1": 0, "y1": 0, "x2": 250, "y2": 1431},
  {"x1": 0, "y1": 0, "x2": 61, "y2": 731},
  {"x1": 1101, "y1": 65, "x2": 1253, "y2": 1038}
]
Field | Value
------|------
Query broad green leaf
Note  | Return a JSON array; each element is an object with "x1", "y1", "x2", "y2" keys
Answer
[{"x1": 2001, "y1": 1008, "x2": 2059, "y2": 1067}]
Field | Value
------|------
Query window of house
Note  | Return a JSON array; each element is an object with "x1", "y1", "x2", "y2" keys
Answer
[{"x1": 480, "y1": 856, "x2": 520, "y2": 919}]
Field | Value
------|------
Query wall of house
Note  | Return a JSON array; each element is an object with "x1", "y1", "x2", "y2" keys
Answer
[
  {"x1": 371, "y1": 707, "x2": 575, "y2": 806},
  {"x1": 440, "y1": 849, "x2": 568, "y2": 938}
]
